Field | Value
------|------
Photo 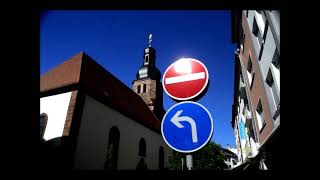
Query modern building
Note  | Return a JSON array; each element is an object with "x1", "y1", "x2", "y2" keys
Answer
[
  {"x1": 221, "y1": 148, "x2": 238, "y2": 170},
  {"x1": 40, "y1": 38, "x2": 171, "y2": 170},
  {"x1": 231, "y1": 10, "x2": 280, "y2": 170}
]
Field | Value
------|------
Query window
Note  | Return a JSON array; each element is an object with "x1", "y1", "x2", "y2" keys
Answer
[
  {"x1": 247, "y1": 56, "x2": 253, "y2": 85},
  {"x1": 255, "y1": 11, "x2": 267, "y2": 33},
  {"x1": 139, "y1": 138, "x2": 146, "y2": 157},
  {"x1": 233, "y1": 159, "x2": 237, "y2": 165},
  {"x1": 252, "y1": 18, "x2": 259, "y2": 37},
  {"x1": 145, "y1": 55, "x2": 149, "y2": 65},
  {"x1": 143, "y1": 84, "x2": 146, "y2": 93},
  {"x1": 242, "y1": 33, "x2": 246, "y2": 52},
  {"x1": 272, "y1": 48, "x2": 280, "y2": 70},
  {"x1": 252, "y1": 18, "x2": 263, "y2": 48},
  {"x1": 256, "y1": 19, "x2": 269, "y2": 60},
  {"x1": 256, "y1": 99, "x2": 265, "y2": 131},
  {"x1": 240, "y1": 25, "x2": 245, "y2": 53},
  {"x1": 105, "y1": 126, "x2": 120, "y2": 170},
  {"x1": 244, "y1": 103, "x2": 252, "y2": 119},
  {"x1": 242, "y1": 105, "x2": 246, "y2": 116},
  {"x1": 256, "y1": 10, "x2": 266, "y2": 21},
  {"x1": 250, "y1": 73, "x2": 255, "y2": 90},
  {"x1": 247, "y1": 57, "x2": 252, "y2": 75},
  {"x1": 266, "y1": 69, "x2": 280, "y2": 109},
  {"x1": 40, "y1": 113, "x2": 48, "y2": 139},
  {"x1": 262, "y1": 20, "x2": 269, "y2": 41},
  {"x1": 240, "y1": 71, "x2": 244, "y2": 84},
  {"x1": 159, "y1": 146, "x2": 164, "y2": 170},
  {"x1": 242, "y1": 33, "x2": 245, "y2": 52},
  {"x1": 137, "y1": 85, "x2": 141, "y2": 93}
]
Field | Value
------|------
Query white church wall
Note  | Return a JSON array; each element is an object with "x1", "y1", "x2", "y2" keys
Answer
[
  {"x1": 40, "y1": 92, "x2": 72, "y2": 141},
  {"x1": 74, "y1": 95, "x2": 172, "y2": 170}
]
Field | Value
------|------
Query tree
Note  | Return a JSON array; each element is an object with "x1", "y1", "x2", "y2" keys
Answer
[
  {"x1": 168, "y1": 150, "x2": 185, "y2": 170},
  {"x1": 168, "y1": 142, "x2": 228, "y2": 170}
]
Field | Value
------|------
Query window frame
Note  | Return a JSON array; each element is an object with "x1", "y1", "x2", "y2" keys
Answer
[
  {"x1": 252, "y1": 18, "x2": 262, "y2": 46},
  {"x1": 266, "y1": 69, "x2": 280, "y2": 108},
  {"x1": 247, "y1": 56, "x2": 254, "y2": 88},
  {"x1": 272, "y1": 48, "x2": 280, "y2": 70},
  {"x1": 105, "y1": 126, "x2": 120, "y2": 170},
  {"x1": 256, "y1": 99, "x2": 266, "y2": 132}
]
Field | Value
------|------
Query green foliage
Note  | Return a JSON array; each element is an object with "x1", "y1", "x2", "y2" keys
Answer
[
  {"x1": 168, "y1": 150, "x2": 184, "y2": 170},
  {"x1": 168, "y1": 142, "x2": 228, "y2": 170}
]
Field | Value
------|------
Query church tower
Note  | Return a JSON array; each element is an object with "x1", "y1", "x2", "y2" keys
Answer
[{"x1": 132, "y1": 34, "x2": 165, "y2": 120}]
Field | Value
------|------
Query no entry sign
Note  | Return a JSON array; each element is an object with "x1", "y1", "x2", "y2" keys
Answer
[{"x1": 162, "y1": 58, "x2": 209, "y2": 101}]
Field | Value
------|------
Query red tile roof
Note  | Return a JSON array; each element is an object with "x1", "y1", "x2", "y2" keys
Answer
[
  {"x1": 40, "y1": 52, "x2": 83, "y2": 92},
  {"x1": 40, "y1": 51, "x2": 161, "y2": 133}
]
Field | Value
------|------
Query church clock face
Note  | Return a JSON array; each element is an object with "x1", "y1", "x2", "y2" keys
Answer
[{"x1": 145, "y1": 48, "x2": 149, "y2": 53}]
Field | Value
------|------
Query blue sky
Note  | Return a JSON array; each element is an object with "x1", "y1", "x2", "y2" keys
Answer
[{"x1": 40, "y1": 10, "x2": 236, "y2": 148}]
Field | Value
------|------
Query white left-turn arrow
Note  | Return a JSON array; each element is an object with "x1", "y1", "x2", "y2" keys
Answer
[{"x1": 170, "y1": 110, "x2": 198, "y2": 143}]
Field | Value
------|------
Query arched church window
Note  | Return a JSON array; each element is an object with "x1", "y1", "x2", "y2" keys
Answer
[
  {"x1": 159, "y1": 146, "x2": 164, "y2": 169},
  {"x1": 40, "y1": 113, "x2": 48, "y2": 139},
  {"x1": 105, "y1": 126, "x2": 120, "y2": 170},
  {"x1": 138, "y1": 138, "x2": 146, "y2": 157}
]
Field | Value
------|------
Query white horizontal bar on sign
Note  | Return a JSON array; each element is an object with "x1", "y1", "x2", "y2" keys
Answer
[{"x1": 165, "y1": 72, "x2": 205, "y2": 85}]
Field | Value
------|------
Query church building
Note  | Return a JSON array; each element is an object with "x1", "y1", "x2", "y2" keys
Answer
[{"x1": 40, "y1": 37, "x2": 171, "y2": 170}]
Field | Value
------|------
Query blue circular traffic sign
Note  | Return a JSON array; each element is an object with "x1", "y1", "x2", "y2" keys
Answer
[{"x1": 161, "y1": 101, "x2": 214, "y2": 153}]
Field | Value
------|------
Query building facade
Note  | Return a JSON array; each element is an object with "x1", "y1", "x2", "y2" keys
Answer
[
  {"x1": 40, "y1": 41, "x2": 171, "y2": 170},
  {"x1": 231, "y1": 10, "x2": 280, "y2": 170},
  {"x1": 222, "y1": 148, "x2": 238, "y2": 170}
]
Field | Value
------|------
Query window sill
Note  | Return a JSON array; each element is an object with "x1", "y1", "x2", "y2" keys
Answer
[{"x1": 259, "y1": 122, "x2": 266, "y2": 133}]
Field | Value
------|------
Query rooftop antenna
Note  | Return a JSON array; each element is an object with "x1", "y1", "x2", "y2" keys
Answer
[{"x1": 149, "y1": 33, "x2": 152, "y2": 47}]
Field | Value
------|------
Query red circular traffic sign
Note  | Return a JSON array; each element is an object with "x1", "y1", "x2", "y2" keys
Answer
[{"x1": 162, "y1": 58, "x2": 209, "y2": 101}]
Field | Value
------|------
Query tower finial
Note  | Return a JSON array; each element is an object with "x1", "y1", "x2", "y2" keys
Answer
[{"x1": 148, "y1": 33, "x2": 152, "y2": 47}]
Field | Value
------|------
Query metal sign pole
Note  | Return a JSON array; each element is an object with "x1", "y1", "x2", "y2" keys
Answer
[
  {"x1": 161, "y1": 58, "x2": 213, "y2": 171},
  {"x1": 186, "y1": 154, "x2": 193, "y2": 170},
  {"x1": 181, "y1": 157, "x2": 184, "y2": 170}
]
